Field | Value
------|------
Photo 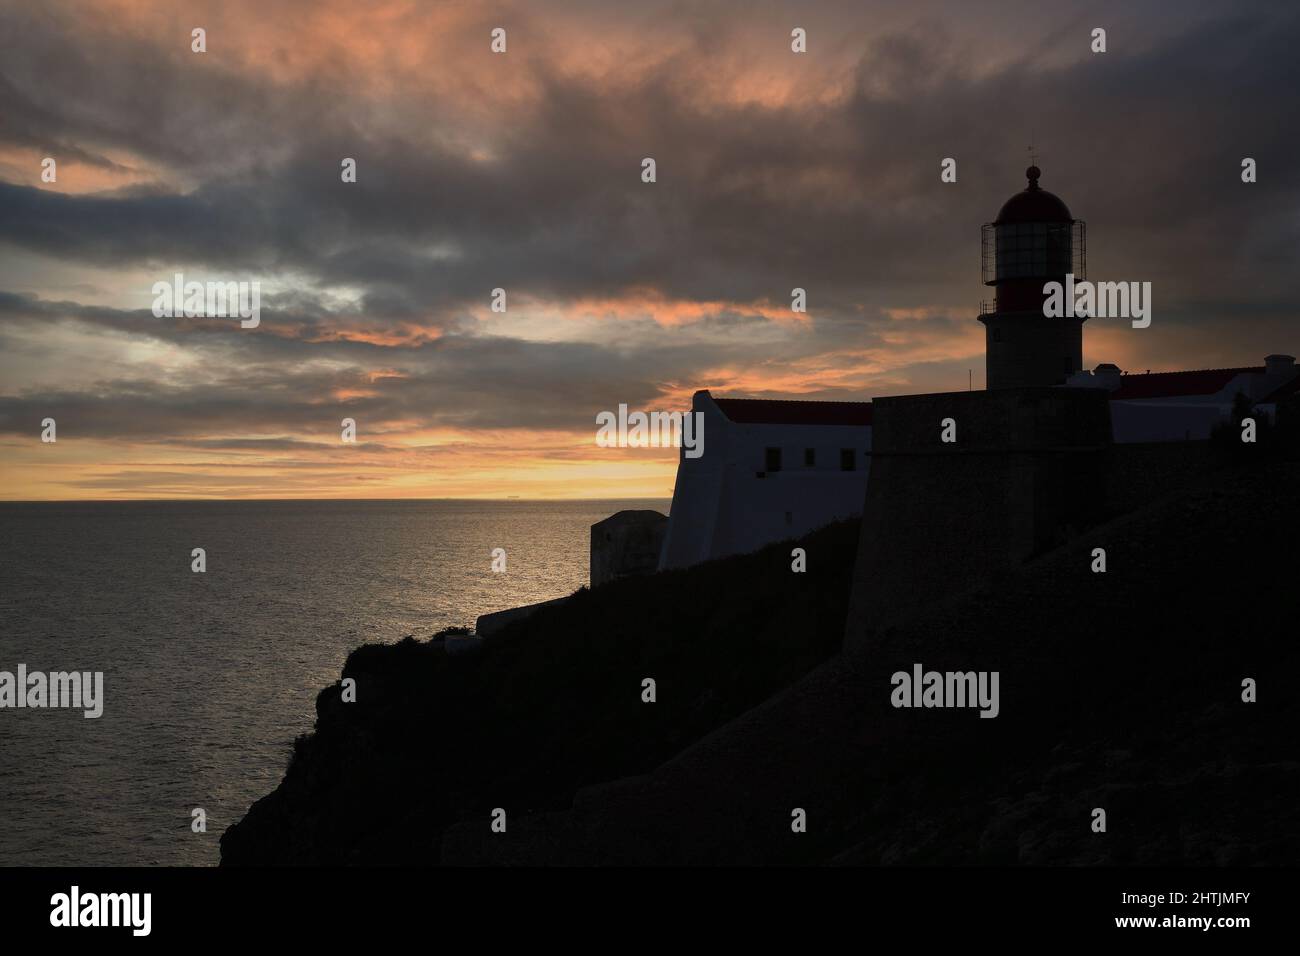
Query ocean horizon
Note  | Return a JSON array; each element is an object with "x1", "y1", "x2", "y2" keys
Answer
[{"x1": 0, "y1": 498, "x2": 669, "y2": 866}]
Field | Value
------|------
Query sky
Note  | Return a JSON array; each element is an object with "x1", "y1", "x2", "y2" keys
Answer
[{"x1": 1, "y1": 0, "x2": 1297, "y2": 499}]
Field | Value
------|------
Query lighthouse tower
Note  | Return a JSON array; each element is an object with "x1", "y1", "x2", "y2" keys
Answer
[{"x1": 979, "y1": 166, "x2": 1086, "y2": 389}]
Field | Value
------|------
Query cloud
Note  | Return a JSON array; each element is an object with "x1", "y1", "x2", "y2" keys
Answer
[{"x1": 2, "y1": 0, "x2": 1298, "y2": 496}]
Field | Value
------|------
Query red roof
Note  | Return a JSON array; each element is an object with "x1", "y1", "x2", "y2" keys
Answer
[
  {"x1": 1108, "y1": 367, "x2": 1260, "y2": 401},
  {"x1": 704, "y1": 365, "x2": 1291, "y2": 425},
  {"x1": 709, "y1": 394, "x2": 873, "y2": 426}
]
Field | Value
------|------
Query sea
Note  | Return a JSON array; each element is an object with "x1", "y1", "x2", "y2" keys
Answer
[{"x1": 0, "y1": 499, "x2": 668, "y2": 866}]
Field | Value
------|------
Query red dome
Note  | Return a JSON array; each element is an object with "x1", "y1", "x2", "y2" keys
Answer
[{"x1": 994, "y1": 166, "x2": 1073, "y2": 223}]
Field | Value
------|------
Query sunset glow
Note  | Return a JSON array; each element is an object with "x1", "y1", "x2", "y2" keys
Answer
[{"x1": 2, "y1": 0, "x2": 1297, "y2": 499}]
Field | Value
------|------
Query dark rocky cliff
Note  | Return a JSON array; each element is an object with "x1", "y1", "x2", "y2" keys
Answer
[
  {"x1": 223, "y1": 454, "x2": 1298, "y2": 866},
  {"x1": 220, "y1": 518, "x2": 859, "y2": 864},
  {"x1": 444, "y1": 458, "x2": 1300, "y2": 864}
]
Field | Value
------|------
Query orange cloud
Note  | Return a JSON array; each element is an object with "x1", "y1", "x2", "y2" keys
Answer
[
  {"x1": 0, "y1": 145, "x2": 166, "y2": 195},
  {"x1": 530, "y1": 290, "x2": 809, "y2": 328},
  {"x1": 306, "y1": 324, "x2": 444, "y2": 347}
]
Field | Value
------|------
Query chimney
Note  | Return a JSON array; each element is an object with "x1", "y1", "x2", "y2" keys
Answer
[
  {"x1": 1265, "y1": 354, "x2": 1295, "y2": 376},
  {"x1": 1092, "y1": 362, "x2": 1123, "y2": 391}
]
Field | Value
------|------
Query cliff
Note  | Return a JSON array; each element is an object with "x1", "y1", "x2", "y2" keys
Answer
[
  {"x1": 220, "y1": 518, "x2": 859, "y2": 864},
  {"x1": 223, "y1": 455, "x2": 1298, "y2": 866}
]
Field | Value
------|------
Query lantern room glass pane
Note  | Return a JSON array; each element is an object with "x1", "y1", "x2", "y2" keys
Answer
[{"x1": 995, "y1": 222, "x2": 1073, "y2": 280}]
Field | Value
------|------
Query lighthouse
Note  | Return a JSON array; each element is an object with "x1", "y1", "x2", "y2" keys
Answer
[{"x1": 979, "y1": 166, "x2": 1086, "y2": 389}]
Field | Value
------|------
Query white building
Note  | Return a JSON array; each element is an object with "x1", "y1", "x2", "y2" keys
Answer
[
  {"x1": 1067, "y1": 355, "x2": 1299, "y2": 442},
  {"x1": 657, "y1": 359, "x2": 1299, "y2": 570},
  {"x1": 658, "y1": 391, "x2": 873, "y2": 569}
]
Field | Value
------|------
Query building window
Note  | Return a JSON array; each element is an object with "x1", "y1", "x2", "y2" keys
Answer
[
  {"x1": 840, "y1": 448, "x2": 856, "y2": 471},
  {"x1": 784, "y1": 511, "x2": 793, "y2": 525},
  {"x1": 993, "y1": 328, "x2": 1002, "y2": 343},
  {"x1": 804, "y1": 448, "x2": 816, "y2": 467},
  {"x1": 765, "y1": 447, "x2": 782, "y2": 472}
]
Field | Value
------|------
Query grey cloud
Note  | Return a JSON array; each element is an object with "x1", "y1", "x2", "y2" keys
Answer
[{"x1": 1, "y1": 0, "x2": 1298, "y2": 451}]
